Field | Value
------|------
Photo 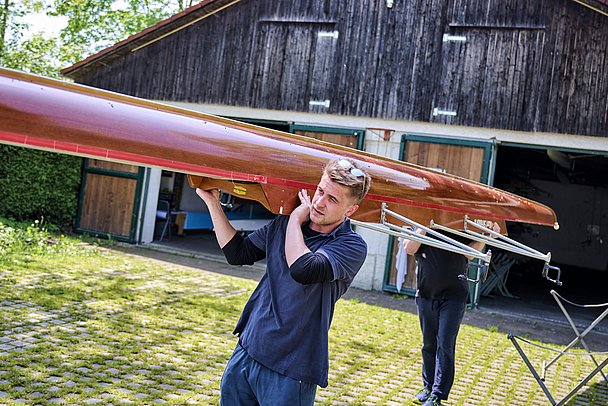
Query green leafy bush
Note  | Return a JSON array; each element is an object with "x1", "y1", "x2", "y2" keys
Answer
[
  {"x1": 0, "y1": 217, "x2": 65, "y2": 256},
  {"x1": 0, "y1": 145, "x2": 82, "y2": 227}
]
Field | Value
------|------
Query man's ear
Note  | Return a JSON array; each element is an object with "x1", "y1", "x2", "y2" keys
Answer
[{"x1": 345, "y1": 204, "x2": 359, "y2": 218}]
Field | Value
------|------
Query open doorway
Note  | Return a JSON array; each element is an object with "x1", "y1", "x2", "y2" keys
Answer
[
  {"x1": 486, "y1": 145, "x2": 608, "y2": 328},
  {"x1": 153, "y1": 171, "x2": 275, "y2": 245}
]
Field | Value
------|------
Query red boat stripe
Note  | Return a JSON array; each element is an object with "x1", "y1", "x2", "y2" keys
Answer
[{"x1": 0, "y1": 131, "x2": 518, "y2": 221}]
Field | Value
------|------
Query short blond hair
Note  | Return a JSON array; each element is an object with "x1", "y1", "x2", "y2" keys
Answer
[{"x1": 324, "y1": 159, "x2": 371, "y2": 203}]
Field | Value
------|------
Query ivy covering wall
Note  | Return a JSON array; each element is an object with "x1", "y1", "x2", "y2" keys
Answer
[{"x1": 0, "y1": 146, "x2": 82, "y2": 227}]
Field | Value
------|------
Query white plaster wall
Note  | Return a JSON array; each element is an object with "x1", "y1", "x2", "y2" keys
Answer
[
  {"x1": 137, "y1": 168, "x2": 161, "y2": 244},
  {"x1": 350, "y1": 130, "x2": 404, "y2": 291},
  {"x1": 351, "y1": 226, "x2": 390, "y2": 291},
  {"x1": 170, "y1": 102, "x2": 608, "y2": 153}
]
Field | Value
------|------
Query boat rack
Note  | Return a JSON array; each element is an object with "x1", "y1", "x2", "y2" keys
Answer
[{"x1": 351, "y1": 203, "x2": 562, "y2": 285}]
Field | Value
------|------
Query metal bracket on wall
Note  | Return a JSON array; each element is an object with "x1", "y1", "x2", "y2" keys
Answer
[
  {"x1": 309, "y1": 100, "x2": 330, "y2": 108},
  {"x1": 317, "y1": 31, "x2": 339, "y2": 39},
  {"x1": 432, "y1": 107, "x2": 457, "y2": 117},
  {"x1": 442, "y1": 34, "x2": 467, "y2": 43}
]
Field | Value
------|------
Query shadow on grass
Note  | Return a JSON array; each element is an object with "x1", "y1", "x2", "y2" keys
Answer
[
  {"x1": 116, "y1": 243, "x2": 608, "y2": 352},
  {"x1": 113, "y1": 244, "x2": 265, "y2": 283},
  {"x1": 541, "y1": 375, "x2": 608, "y2": 406},
  {"x1": 566, "y1": 380, "x2": 608, "y2": 405}
]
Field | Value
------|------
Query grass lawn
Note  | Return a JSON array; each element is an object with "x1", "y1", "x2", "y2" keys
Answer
[{"x1": 0, "y1": 219, "x2": 606, "y2": 405}]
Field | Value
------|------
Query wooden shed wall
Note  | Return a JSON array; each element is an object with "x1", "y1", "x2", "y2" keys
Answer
[{"x1": 75, "y1": 0, "x2": 608, "y2": 137}]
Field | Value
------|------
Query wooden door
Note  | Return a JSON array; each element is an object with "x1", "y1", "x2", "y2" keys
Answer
[
  {"x1": 384, "y1": 136, "x2": 493, "y2": 299},
  {"x1": 431, "y1": 28, "x2": 545, "y2": 130},
  {"x1": 77, "y1": 159, "x2": 144, "y2": 241},
  {"x1": 291, "y1": 124, "x2": 364, "y2": 149},
  {"x1": 252, "y1": 22, "x2": 338, "y2": 113}
]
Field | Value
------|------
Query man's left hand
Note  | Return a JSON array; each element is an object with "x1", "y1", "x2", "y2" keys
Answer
[
  {"x1": 491, "y1": 222, "x2": 501, "y2": 238},
  {"x1": 290, "y1": 189, "x2": 312, "y2": 224}
]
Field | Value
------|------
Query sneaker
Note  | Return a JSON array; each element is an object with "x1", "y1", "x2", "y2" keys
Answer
[
  {"x1": 422, "y1": 395, "x2": 442, "y2": 406},
  {"x1": 413, "y1": 388, "x2": 431, "y2": 404}
]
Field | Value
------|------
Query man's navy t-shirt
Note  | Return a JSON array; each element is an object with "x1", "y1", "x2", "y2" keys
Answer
[{"x1": 233, "y1": 215, "x2": 367, "y2": 387}]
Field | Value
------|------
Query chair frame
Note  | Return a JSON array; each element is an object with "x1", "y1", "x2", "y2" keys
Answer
[{"x1": 156, "y1": 199, "x2": 172, "y2": 241}]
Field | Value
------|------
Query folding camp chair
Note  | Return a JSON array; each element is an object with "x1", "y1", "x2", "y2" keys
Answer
[
  {"x1": 508, "y1": 290, "x2": 608, "y2": 405},
  {"x1": 156, "y1": 199, "x2": 172, "y2": 241}
]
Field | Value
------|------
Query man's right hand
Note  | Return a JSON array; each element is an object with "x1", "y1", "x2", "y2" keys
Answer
[
  {"x1": 290, "y1": 189, "x2": 312, "y2": 225},
  {"x1": 196, "y1": 188, "x2": 220, "y2": 207}
]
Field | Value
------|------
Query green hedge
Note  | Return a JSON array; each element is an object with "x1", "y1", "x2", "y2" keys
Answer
[{"x1": 0, "y1": 145, "x2": 82, "y2": 228}]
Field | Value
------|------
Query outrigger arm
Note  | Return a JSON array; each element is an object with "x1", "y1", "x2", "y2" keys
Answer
[
  {"x1": 459, "y1": 216, "x2": 562, "y2": 286},
  {"x1": 350, "y1": 203, "x2": 562, "y2": 285}
]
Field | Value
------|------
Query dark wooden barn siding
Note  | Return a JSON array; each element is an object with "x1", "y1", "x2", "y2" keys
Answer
[
  {"x1": 76, "y1": 0, "x2": 607, "y2": 137},
  {"x1": 537, "y1": 1, "x2": 608, "y2": 136}
]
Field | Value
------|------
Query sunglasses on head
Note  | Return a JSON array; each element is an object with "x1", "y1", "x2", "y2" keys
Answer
[{"x1": 338, "y1": 159, "x2": 365, "y2": 178}]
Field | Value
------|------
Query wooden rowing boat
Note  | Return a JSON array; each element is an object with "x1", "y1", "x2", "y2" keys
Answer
[{"x1": 0, "y1": 67, "x2": 558, "y2": 232}]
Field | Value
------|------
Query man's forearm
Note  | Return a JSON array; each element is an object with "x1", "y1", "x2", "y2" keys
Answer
[
  {"x1": 207, "y1": 199, "x2": 237, "y2": 248},
  {"x1": 196, "y1": 188, "x2": 236, "y2": 248},
  {"x1": 285, "y1": 216, "x2": 311, "y2": 266},
  {"x1": 405, "y1": 229, "x2": 426, "y2": 255}
]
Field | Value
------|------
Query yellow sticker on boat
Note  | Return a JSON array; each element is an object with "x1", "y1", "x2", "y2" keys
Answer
[{"x1": 233, "y1": 185, "x2": 247, "y2": 195}]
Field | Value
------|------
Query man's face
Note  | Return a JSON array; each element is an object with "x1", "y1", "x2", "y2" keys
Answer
[{"x1": 309, "y1": 174, "x2": 359, "y2": 233}]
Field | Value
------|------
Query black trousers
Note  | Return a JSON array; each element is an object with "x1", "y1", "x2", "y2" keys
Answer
[{"x1": 416, "y1": 297, "x2": 466, "y2": 400}]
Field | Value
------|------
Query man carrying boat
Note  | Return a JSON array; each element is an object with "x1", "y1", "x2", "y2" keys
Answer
[
  {"x1": 196, "y1": 158, "x2": 371, "y2": 406},
  {"x1": 405, "y1": 224, "x2": 500, "y2": 406}
]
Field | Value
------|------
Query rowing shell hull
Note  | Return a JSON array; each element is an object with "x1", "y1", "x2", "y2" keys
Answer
[{"x1": 0, "y1": 68, "x2": 558, "y2": 231}]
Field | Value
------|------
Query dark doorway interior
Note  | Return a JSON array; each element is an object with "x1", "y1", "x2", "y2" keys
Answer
[{"x1": 487, "y1": 146, "x2": 608, "y2": 330}]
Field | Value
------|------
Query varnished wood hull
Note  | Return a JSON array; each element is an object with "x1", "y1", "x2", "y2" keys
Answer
[{"x1": 0, "y1": 68, "x2": 558, "y2": 231}]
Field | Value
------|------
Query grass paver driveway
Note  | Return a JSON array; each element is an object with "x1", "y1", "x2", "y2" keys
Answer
[{"x1": 0, "y1": 224, "x2": 606, "y2": 405}]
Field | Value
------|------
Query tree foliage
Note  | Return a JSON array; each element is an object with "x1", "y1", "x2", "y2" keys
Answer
[
  {"x1": 0, "y1": 1, "x2": 59, "y2": 74},
  {"x1": 53, "y1": 0, "x2": 201, "y2": 67},
  {"x1": 0, "y1": 1, "x2": 201, "y2": 226},
  {"x1": 1, "y1": 0, "x2": 202, "y2": 74}
]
